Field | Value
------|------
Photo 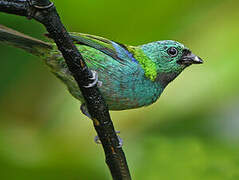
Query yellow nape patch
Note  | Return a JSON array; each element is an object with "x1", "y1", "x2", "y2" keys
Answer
[{"x1": 128, "y1": 46, "x2": 157, "y2": 81}]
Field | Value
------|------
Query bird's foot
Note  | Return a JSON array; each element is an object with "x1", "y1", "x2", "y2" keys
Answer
[
  {"x1": 29, "y1": 1, "x2": 54, "y2": 9},
  {"x1": 97, "y1": 80, "x2": 102, "y2": 87},
  {"x1": 83, "y1": 70, "x2": 100, "y2": 88},
  {"x1": 81, "y1": 103, "x2": 123, "y2": 147},
  {"x1": 94, "y1": 131, "x2": 123, "y2": 148},
  {"x1": 80, "y1": 103, "x2": 91, "y2": 119}
]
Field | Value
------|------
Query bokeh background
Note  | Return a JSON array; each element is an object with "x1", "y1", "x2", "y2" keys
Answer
[{"x1": 0, "y1": 0, "x2": 239, "y2": 179}]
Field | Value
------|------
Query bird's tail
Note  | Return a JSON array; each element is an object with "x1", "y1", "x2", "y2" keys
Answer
[{"x1": 0, "y1": 25, "x2": 52, "y2": 56}]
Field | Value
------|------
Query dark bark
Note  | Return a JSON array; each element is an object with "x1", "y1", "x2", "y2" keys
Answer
[{"x1": 0, "y1": 0, "x2": 131, "y2": 179}]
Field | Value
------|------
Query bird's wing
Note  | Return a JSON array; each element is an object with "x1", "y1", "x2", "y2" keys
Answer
[
  {"x1": 69, "y1": 32, "x2": 138, "y2": 64},
  {"x1": 47, "y1": 32, "x2": 147, "y2": 110}
]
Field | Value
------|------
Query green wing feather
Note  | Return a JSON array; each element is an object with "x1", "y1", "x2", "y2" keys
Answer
[
  {"x1": 69, "y1": 32, "x2": 126, "y2": 62},
  {"x1": 69, "y1": 33, "x2": 158, "y2": 81}
]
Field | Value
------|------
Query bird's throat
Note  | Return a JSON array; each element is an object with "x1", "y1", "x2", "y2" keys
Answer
[{"x1": 156, "y1": 71, "x2": 182, "y2": 88}]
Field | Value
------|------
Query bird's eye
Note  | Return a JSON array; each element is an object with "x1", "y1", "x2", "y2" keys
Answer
[{"x1": 167, "y1": 47, "x2": 178, "y2": 57}]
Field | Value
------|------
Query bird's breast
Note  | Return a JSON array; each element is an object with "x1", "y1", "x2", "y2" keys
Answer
[{"x1": 98, "y1": 70, "x2": 164, "y2": 110}]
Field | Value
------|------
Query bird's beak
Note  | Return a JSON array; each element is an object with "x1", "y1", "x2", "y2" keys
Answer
[{"x1": 177, "y1": 51, "x2": 203, "y2": 65}]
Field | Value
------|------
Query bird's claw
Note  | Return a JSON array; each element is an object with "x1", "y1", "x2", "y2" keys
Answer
[
  {"x1": 84, "y1": 70, "x2": 99, "y2": 88},
  {"x1": 94, "y1": 131, "x2": 123, "y2": 148},
  {"x1": 80, "y1": 103, "x2": 92, "y2": 119},
  {"x1": 30, "y1": 1, "x2": 54, "y2": 9},
  {"x1": 97, "y1": 80, "x2": 102, "y2": 87},
  {"x1": 94, "y1": 136, "x2": 101, "y2": 144}
]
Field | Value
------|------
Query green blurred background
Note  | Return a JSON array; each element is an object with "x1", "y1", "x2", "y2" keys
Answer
[{"x1": 0, "y1": 0, "x2": 239, "y2": 179}]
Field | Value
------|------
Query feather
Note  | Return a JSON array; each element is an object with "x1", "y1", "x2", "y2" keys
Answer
[{"x1": 69, "y1": 32, "x2": 139, "y2": 64}]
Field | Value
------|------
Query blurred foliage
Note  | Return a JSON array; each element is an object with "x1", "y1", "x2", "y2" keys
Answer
[{"x1": 0, "y1": 0, "x2": 239, "y2": 179}]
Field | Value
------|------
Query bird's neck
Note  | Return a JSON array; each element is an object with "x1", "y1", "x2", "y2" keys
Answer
[
  {"x1": 136, "y1": 72, "x2": 181, "y2": 107},
  {"x1": 127, "y1": 46, "x2": 158, "y2": 81}
]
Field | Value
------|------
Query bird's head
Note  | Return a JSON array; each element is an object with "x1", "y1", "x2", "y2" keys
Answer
[{"x1": 141, "y1": 40, "x2": 203, "y2": 86}]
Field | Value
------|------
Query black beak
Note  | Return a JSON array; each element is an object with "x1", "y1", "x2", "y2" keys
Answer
[{"x1": 177, "y1": 50, "x2": 203, "y2": 65}]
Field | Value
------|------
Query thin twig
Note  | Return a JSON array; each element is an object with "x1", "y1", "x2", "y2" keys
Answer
[{"x1": 0, "y1": 0, "x2": 131, "y2": 179}]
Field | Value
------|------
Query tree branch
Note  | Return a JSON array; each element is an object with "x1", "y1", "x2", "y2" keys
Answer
[{"x1": 0, "y1": 0, "x2": 131, "y2": 179}]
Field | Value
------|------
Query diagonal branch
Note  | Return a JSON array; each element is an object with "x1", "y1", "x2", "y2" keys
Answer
[{"x1": 0, "y1": 0, "x2": 131, "y2": 179}]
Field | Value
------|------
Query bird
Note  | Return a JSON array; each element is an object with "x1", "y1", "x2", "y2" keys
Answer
[{"x1": 0, "y1": 25, "x2": 203, "y2": 117}]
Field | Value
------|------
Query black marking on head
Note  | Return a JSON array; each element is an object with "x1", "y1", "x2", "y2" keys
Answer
[{"x1": 182, "y1": 49, "x2": 191, "y2": 57}]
